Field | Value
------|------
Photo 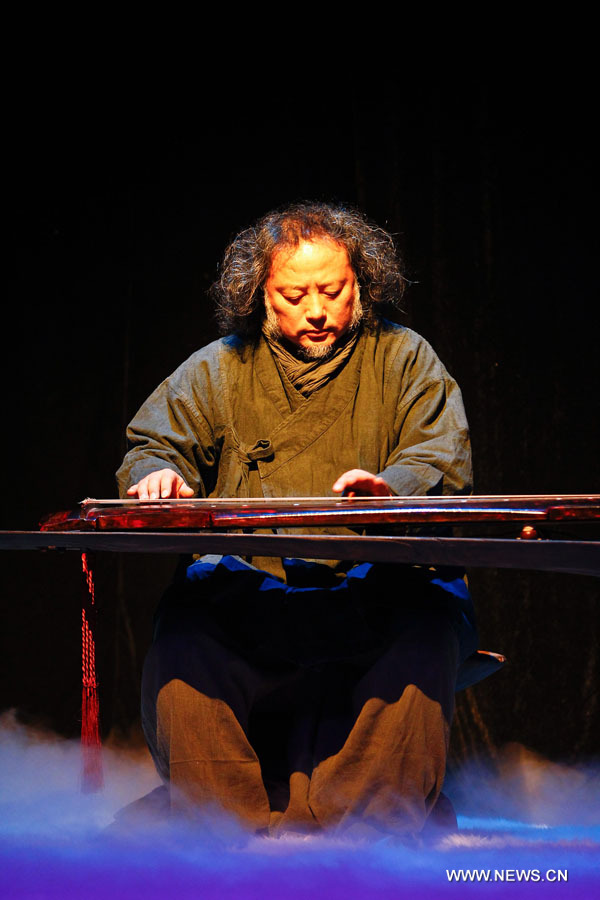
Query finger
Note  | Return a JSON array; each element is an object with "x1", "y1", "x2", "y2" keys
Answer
[
  {"x1": 332, "y1": 471, "x2": 355, "y2": 493},
  {"x1": 126, "y1": 483, "x2": 139, "y2": 496},
  {"x1": 332, "y1": 469, "x2": 368, "y2": 493},
  {"x1": 160, "y1": 472, "x2": 178, "y2": 498},
  {"x1": 333, "y1": 470, "x2": 392, "y2": 497},
  {"x1": 177, "y1": 480, "x2": 194, "y2": 498},
  {"x1": 132, "y1": 475, "x2": 154, "y2": 500},
  {"x1": 146, "y1": 472, "x2": 164, "y2": 500}
]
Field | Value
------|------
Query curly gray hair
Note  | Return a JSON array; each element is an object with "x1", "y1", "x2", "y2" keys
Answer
[{"x1": 210, "y1": 202, "x2": 406, "y2": 337}]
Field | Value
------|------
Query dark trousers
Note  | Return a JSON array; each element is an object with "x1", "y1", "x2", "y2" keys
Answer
[{"x1": 141, "y1": 560, "x2": 468, "y2": 837}]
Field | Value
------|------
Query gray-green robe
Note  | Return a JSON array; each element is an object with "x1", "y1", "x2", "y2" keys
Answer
[
  {"x1": 116, "y1": 321, "x2": 472, "y2": 577},
  {"x1": 117, "y1": 323, "x2": 471, "y2": 497}
]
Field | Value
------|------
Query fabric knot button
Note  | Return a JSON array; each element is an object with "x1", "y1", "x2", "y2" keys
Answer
[{"x1": 239, "y1": 439, "x2": 274, "y2": 464}]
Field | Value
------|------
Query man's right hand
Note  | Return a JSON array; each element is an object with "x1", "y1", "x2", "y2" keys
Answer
[{"x1": 127, "y1": 469, "x2": 194, "y2": 500}]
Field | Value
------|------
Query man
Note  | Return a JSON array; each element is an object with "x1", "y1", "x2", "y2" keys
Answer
[{"x1": 117, "y1": 202, "x2": 477, "y2": 840}]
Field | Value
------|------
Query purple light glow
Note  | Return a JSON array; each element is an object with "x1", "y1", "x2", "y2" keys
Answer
[{"x1": 0, "y1": 713, "x2": 598, "y2": 898}]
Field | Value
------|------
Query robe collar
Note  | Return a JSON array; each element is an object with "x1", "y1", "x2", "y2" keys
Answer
[{"x1": 261, "y1": 327, "x2": 361, "y2": 398}]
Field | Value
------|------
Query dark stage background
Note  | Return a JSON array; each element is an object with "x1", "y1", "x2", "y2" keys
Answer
[{"x1": 2, "y1": 81, "x2": 598, "y2": 769}]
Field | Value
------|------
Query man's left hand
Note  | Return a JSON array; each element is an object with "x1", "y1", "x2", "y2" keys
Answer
[{"x1": 332, "y1": 469, "x2": 393, "y2": 497}]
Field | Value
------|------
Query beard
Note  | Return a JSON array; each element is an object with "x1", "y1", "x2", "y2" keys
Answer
[{"x1": 263, "y1": 283, "x2": 363, "y2": 361}]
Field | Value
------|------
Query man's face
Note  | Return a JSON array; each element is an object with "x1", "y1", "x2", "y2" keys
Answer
[{"x1": 264, "y1": 238, "x2": 359, "y2": 357}]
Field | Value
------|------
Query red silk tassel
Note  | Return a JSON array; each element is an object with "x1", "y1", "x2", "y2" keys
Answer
[{"x1": 81, "y1": 553, "x2": 104, "y2": 792}]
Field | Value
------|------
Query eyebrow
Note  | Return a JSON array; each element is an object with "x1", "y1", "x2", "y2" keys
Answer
[{"x1": 278, "y1": 279, "x2": 347, "y2": 291}]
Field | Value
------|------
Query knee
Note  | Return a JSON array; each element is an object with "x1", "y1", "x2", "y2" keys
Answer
[
  {"x1": 389, "y1": 610, "x2": 460, "y2": 672},
  {"x1": 142, "y1": 622, "x2": 257, "y2": 725},
  {"x1": 355, "y1": 612, "x2": 460, "y2": 713}
]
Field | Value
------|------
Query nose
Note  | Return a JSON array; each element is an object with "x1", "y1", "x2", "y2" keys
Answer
[{"x1": 305, "y1": 292, "x2": 326, "y2": 323}]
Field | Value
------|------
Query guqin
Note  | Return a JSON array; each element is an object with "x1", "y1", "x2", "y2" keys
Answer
[{"x1": 1, "y1": 493, "x2": 598, "y2": 576}]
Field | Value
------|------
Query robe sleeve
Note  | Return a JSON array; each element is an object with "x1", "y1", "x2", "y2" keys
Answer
[
  {"x1": 115, "y1": 355, "x2": 219, "y2": 499},
  {"x1": 377, "y1": 335, "x2": 473, "y2": 497}
]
